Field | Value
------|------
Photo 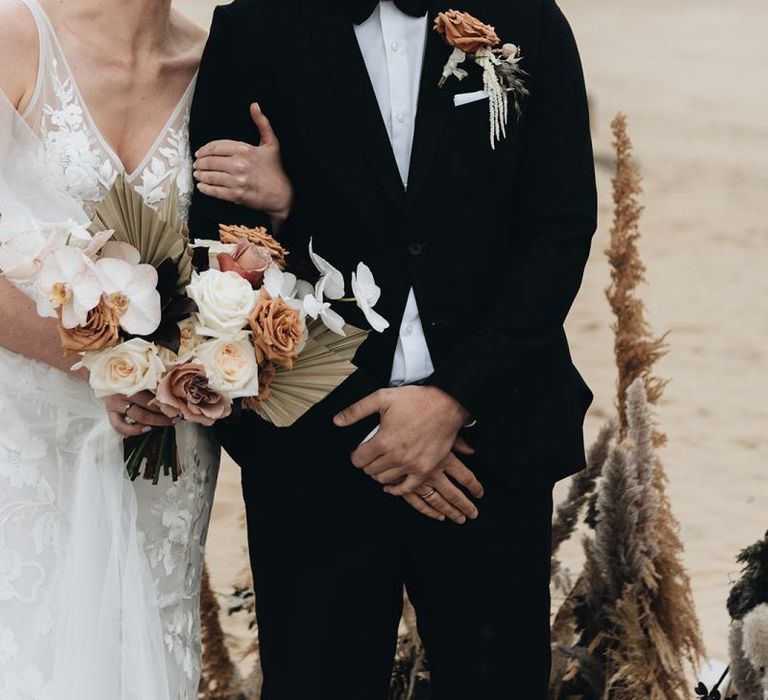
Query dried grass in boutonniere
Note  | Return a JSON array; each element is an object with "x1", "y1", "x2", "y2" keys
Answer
[{"x1": 434, "y1": 9, "x2": 529, "y2": 149}]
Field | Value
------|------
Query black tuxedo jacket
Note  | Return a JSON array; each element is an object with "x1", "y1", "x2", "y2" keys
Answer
[{"x1": 188, "y1": 0, "x2": 597, "y2": 486}]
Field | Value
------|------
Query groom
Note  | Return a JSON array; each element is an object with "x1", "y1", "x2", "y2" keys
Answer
[{"x1": 189, "y1": 0, "x2": 596, "y2": 697}]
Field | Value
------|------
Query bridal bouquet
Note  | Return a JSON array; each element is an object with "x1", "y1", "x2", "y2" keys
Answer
[{"x1": 0, "y1": 177, "x2": 388, "y2": 482}]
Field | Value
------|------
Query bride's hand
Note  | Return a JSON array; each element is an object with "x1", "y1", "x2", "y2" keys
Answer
[
  {"x1": 193, "y1": 103, "x2": 293, "y2": 230},
  {"x1": 103, "y1": 391, "x2": 175, "y2": 437}
]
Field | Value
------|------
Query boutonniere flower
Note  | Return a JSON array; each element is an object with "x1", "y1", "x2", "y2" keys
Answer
[{"x1": 434, "y1": 10, "x2": 529, "y2": 149}]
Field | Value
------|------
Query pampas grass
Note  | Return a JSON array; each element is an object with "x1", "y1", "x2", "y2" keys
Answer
[
  {"x1": 550, "y1": 114, "x2": 704, "y2": 699},
  {"x1": 605, "y1": 114, "x2": 667, "y2": 440},
  {"x1": 551, "y1": 420, "x2": 616, "y2": 573}
]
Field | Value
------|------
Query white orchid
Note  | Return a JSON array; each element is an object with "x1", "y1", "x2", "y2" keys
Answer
[
  {"x1": 95, "y1": 254, "x2": 162, "y2": 336},
  {"x1": 37, "y1": 246, "x2": 103, "y2": 327},
  {"x1": 99, "y1": 240, "x2": 141, "y2": 264},
  {"x1": 263, "y1": 264, "x2": 298, "y2": 300},
  {"x1": 0, "y1": 222, "x2": 112, "y2": 284},
  {"x1": 56, "y1": 223, "x2": 114, "y2": 259},
  {"x1": 351, "y1": 262, "x2": 389, "y2": 332},
  {"x1": 309, "y1": 238, "x2": 344, "y2": 300},
  {"x1": 302, "y1": 287, "x2": 346, "y2": 336},
  {"x1": 0, "y1": 231, "x2": 50, "y2": 283}
]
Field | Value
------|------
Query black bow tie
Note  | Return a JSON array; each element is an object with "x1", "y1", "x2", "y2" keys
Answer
[{"x1": 344, "y1": 0, "x2": 429, "y2": 25}]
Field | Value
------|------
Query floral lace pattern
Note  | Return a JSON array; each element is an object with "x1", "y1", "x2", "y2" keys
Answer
[
  {"x1": 34, "y1": 59, "x2": 194, "y2": 220},
  {"x1": 133, "y1": 423, "x2": 220, "y2": 698}
]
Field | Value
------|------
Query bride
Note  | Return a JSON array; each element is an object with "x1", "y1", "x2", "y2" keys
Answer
[{"x1": 0, "y1": 0, "x2": 291, "y2": 697}]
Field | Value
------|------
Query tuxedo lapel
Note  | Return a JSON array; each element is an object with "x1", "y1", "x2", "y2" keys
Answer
[
  {"x1": 406, "y1": 6, "x2": 454, "y2": 200},
  {"x1": 301, "y1": 1, "x2": 406, "y2": 208}
]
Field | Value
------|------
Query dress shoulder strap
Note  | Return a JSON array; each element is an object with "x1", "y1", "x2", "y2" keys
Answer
[{"x1": 17, "y1": 0, "x2": 63, "y2": 126}]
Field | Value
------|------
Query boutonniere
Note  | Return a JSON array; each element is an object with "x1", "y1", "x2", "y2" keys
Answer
[{"x1": 434, "y1": 10, "x2": 529, "y2": 149}]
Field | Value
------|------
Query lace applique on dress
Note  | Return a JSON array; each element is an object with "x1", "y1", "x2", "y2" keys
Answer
[{"x1": 22, "y1": 7, "x2": 196, "y2": 220}]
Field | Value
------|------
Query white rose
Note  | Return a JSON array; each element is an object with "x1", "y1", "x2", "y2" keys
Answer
[
  {"x1": 187, "y1": 269, "x2": 257, "y2": 336},
  {"x1": 195, "y1": 332, "x2": 259, "y2": 399},
  {"x1": 80, "y1": 338, "x2": 165, "y2": 398}
]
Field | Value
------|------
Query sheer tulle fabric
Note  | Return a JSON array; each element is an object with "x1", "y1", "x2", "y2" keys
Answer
[{"x1": 0, "y1": 90, "x2": 173, "y2": 698}]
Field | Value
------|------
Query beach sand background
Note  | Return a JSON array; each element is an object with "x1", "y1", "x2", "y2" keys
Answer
[{"x1": 178, "y1": 0, "x2": 768, "y2": 664}]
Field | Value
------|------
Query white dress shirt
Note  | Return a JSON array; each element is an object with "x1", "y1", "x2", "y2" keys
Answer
[{"x1": 354, "y1": 2, "x2": 435, "y2": 387}]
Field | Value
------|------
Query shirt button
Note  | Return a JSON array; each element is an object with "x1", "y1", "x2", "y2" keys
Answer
[
  {"x1": 397, "y1": 112, "x2": 406, "y2": 123},
  {"x1": 404, "y1": 324, "x2": 414, "y2": 336},
  {"x1": 408, "y1": 243, "x2": 425, "y2": 256},
  {"x1": 391, "y1": 40, "x2": 401, "y2": 52}
]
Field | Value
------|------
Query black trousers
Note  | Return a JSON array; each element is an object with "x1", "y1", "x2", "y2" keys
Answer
[{"x1": 226, "y1": 385, "x2": 553, "y2": 700}]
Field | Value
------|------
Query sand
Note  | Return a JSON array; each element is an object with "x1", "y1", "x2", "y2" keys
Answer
[{"x1": 178, "y1": 0, "x2": 768, "y2": 665}]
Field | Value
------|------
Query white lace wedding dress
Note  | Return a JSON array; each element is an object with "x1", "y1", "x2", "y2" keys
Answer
[{"x1": 0, "y1": 1, "x2": 219, "y2": 698}]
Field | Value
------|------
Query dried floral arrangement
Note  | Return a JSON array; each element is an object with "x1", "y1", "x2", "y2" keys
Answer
[{"x1": 548, "y1": 114, "x2": 704, "y2": 700}]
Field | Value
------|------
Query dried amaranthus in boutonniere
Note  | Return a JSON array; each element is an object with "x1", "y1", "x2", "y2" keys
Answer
[{"x1": 434, "y1": 10, "x2": 529, "y2": 149}]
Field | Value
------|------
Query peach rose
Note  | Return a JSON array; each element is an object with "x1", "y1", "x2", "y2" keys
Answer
[
  {"x1": 219, "y1": 224, "x2": 288, "y2": 269},
  {"x1": 58, "y1": 297, "x2": 120, "y2": 353},
  {"x1": 248, "y1": 289, "x2": 304, "y2": 370},
  {"x1": 434, "y1": 10, "x2": 500, "y2": 54},
  {"x1": 217, "y1": 239, "x2": 273, "y2": 288},
  {"x1": 152, "y1": 363, "x2": 232, "y2": 427}
]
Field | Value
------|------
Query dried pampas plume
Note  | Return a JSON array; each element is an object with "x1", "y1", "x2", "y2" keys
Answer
[
  {"x1": 606, "y1": 113, "x2": 667, "y2": 440},
  {"x1": 550, "y1": 114, "x2": 703, "y2": 699},
  {"x1": 551, "y1": 419, "x2": 616, "y2": 568}
]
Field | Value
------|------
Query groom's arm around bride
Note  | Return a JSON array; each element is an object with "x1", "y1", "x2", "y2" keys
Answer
[{"x1": 188, "y1": 0, "x2": 596, "y2": 698}]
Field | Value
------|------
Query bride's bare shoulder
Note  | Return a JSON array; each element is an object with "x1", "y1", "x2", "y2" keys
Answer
[
  {"x1": 170, "y1": 9, "x2": 208, "y2": 66},
  {"x1": 0, "y1": 0, "x2": 39, "y2": 109}
]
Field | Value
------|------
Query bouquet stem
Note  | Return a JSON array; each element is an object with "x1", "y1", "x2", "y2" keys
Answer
[{"x1": 124, "y1": 425, "x2": 180, "y2": 483}]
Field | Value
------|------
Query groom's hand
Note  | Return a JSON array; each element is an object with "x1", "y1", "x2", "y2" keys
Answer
[{"x1": 334, "y1": 386, "x2": 484, "y2": 522}]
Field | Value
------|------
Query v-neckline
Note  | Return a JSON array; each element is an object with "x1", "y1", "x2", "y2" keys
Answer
[{"x1": 33, "y1": 1, "x2": 198, "y2": 180}]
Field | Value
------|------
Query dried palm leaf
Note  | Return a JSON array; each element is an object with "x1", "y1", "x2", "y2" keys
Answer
[
  {"x1": 89, "y1": 175, "x2": 192, "y2": 293},
  {"x1": 247, "y1": 322, "x2": 369, "y2": 427}
]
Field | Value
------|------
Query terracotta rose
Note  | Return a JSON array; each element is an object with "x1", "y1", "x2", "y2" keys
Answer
[
  {"x1": 248, "y1": 289, "x2": 304, "y2": 370},
  {"x1": 58, "y1": 297, "x2": 120, "y2": 353},
  {"x1": 434, "y1": 10, "x2": 500, "y2": 54}
]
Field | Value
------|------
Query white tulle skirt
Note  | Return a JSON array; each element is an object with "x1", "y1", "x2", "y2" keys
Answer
[{"x1": 0, "y1": 348, "x2": 173, "y2": 698}]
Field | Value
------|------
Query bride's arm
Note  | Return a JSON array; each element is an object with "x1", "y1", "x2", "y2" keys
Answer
[
  {"x1": 0, "y1": 4, "x2": 79, "y2": 374},
  {"x1": 0, "y1": 277, "x2": 88, "y2": 376}
]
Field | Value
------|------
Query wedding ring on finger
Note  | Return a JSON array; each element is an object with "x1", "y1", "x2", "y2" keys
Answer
[
  {"x1": 124, "y1": 403, "x2": 138, "y2": 425},
  {"x1": 418, "y1": 487, "x2": 438, "y2": 500}
]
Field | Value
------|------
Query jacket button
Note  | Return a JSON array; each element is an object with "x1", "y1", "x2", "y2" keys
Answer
[{"x1": 408, "y1": 243, "x2": 425, "y2": 256}]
